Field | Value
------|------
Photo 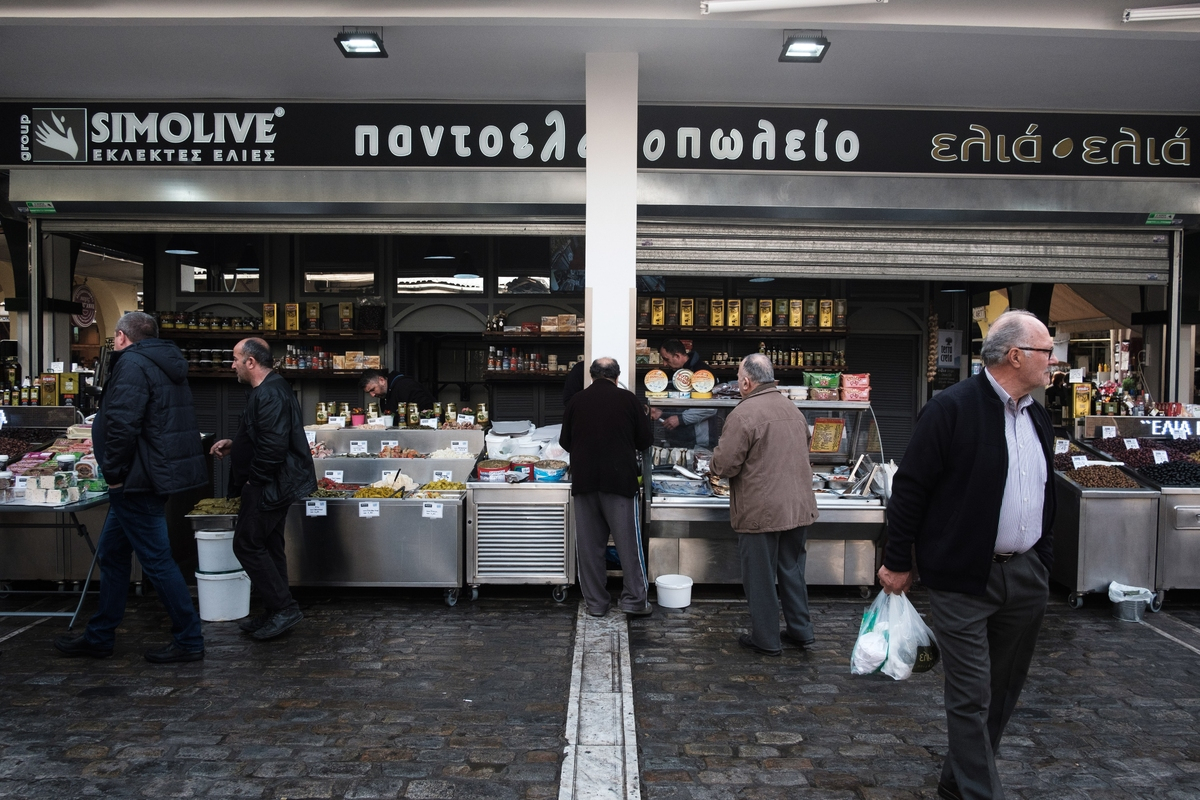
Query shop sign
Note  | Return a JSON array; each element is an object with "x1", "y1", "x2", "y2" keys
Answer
[
  {"x1": 936, "y1": 330, "x2": 960, "y2": 369},
  {"x1": 71, "y1": 283, "x2": 96, "y2": 328},
  {"x1": 2, "y1": 102, "x2": 1194, "y2": 179}
]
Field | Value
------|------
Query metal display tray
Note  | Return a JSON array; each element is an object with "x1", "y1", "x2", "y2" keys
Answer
[{"x1": 186, "y1": 513, "x2": 237, "y2": 530}]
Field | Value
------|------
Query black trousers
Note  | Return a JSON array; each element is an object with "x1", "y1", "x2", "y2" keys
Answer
[{"x1": 232, "y1": 484, "x2": 297, "y2": 613}]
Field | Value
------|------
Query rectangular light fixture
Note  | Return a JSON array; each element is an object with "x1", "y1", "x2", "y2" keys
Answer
[
  {"x1": 780, "y1": 30, "x2": 830, "y2": 62},
  {"x1": 335, "y1": 30, "x2": 388, "y2": 58},
  {"x1": 703, "y1": 0, "x2": 885, "y2": 14},
  {"x1": 1124, "y1": 3, "x2": 1200, "y2": 21}
]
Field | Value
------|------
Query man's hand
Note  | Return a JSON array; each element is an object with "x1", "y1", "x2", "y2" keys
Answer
[
  {"x1": 210, "y1": 439, "x2": 233, "y2": 459},
  {"x1": 877, "y1": 565, "x2": 913, "y2": 595},
  {"x1": 661, "y1": 415, "x2": 681, "y2": 430},
  {"x1": 649, "y1": 407, "x2": 662, "y2": 421}
]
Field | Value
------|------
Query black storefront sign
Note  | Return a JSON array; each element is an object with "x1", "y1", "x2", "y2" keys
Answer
[{"x1": 2, "y1": 101, "x2": 1194, "y2": 179}]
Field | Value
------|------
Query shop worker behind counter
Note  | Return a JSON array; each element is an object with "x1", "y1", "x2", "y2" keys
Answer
[
  {"x1": 880, "y1": 309, "x2": 1058, "y2": 800},
  {"x1": 560, "y1": 358, "x2": 654, "y2": 617},
  {"x1": 651, "y1": 339, "x2": 717, "y2": 449},
  {"x1": 210, "y1": 337, "x2": 317, "y2": 641},
  {"x1": 54, "y1": 311, "x2": 208, "y2": 664},
  {"x1": 360, "y1": 369, "x2": 435, "y2": 417}
]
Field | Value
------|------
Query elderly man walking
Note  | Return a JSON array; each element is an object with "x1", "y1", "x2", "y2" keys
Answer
[
  {"x1": 880, "y1": 309, "x2": 1058, "y2": 800},
  {"x1": 711, "y1": 353, "x2": 819, "y2": 656}
]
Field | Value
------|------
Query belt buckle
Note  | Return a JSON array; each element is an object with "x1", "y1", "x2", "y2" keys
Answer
[{"x1": 993, "y1": 552, "x2": 1015, "y2": 563}]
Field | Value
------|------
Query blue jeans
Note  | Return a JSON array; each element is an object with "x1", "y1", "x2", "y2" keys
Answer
[{"x1": 84, "y1": 490, "x2": 204, "y2": 652}]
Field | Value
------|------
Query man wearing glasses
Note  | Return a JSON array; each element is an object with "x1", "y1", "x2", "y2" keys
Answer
[{"x1": 879, "y1": 310, "x2": 1058, "y2": 800}]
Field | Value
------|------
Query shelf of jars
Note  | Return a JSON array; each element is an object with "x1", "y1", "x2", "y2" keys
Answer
[
  {"x1": 161, "y1": 329, "x2": 383, "y2": 341},
  {"x1": 187, "y1": 368, "x2": 370, "y2": 380}
]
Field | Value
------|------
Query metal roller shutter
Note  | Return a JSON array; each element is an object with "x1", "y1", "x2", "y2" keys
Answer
[{"x1": 636, "y1": 221, "x2": 1171, "y2": 285}]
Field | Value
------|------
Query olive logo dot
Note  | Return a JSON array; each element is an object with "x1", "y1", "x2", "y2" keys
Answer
[{"x1": 1053, "y1": 138, "x2": 1074, "y2": 158}]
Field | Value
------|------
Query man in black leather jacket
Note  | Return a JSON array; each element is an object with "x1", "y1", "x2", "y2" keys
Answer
[
  {"x1": 54, "y1": 311, "x2": 208, "y2": 664},
  {"x1": 211, "y1": 337, "x2": 317, "y2": 640}
]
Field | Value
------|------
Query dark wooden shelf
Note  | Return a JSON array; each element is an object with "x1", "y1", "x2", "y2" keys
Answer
[
  {"x1": 187, "y1": 369, "x2": 369, "y2": 379},
  {"x1": 637, "y1": 328, "x2": 847, "y2": 337},
  {"x1": 162, "y1": 329, "x2": 383, "y2": 341},
  {"x1": 483, "y1": 372, "x2": 569, "y2": 381},
  {"x1": 482, "y1": 333, "x2": 583, "y2": 342},
  {"x1": 636, "y1": 364, "x2": 845, "y2": 372}
]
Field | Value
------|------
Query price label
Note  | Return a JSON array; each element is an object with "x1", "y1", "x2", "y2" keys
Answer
[
  {"x1": 1172, "y1": 428, "x2": 1189, "y2": 440},
  {"x1": 422, "y1": 502, "x2": 444, "y2": 519},
  {"x1": 420, "y1": 418, "x2": 438, "y2": 429},
  {"x1": 305, "y1": 499, "x2": 327, "y2": 517},
  {"x1": 433, "y1": 470, "x2": 453, "y2": 481},
  {"x1": 350, "y1": 440, "x2": 368, "y2": 454},
  {"x1": 1054, "y1": 439, "x2": 1070, "y2": 454},
  {"x1": 14, "y1": 475, "x2": 27, "y2": 489},
  {"x1": 305, "y1": 430, "x2": 316, "y2": 445},
  {"x1": 1071, "y1": 455, "x2": 1089, "y2": 469},
  {"x1": 451, "y1": 440, "x2": 469, "y2": 453},
  {"x1": 359, "y1": 501, "x2": 380, "y2": 518},
  {"x1": 50, "y1": 362, "x2": 64, "y2": 373},
  {"x1": 381, "y1": 470, "x2": 398, "y2": 483},
  {"x1": 328, "y1": 416, "x2": 346, "y2": 427},
  {"x1": 381, "y1": 440, "x2": 398, "y2": 448},
  {"x1": 1124, "y1": 438, "x2": 1139, "y2": 449},
  {"x1": 1154, "y1": 450, "x2": 1170, "y2": 464},
  {"x1": 324, "y1": 470, "x2": 344, "y2": 483},
  {"x1": 1101, "y1": 426, "x2": 1117, "y2": 439},
  {"x1": 1069, "y1": 368, "x2": 1084, "y2": 383},
  {"x1": 457, "y1": 414, "x2": 476, "y2": 425}
]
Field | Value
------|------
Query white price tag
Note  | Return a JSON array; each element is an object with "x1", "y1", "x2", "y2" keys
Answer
[
  {"x1": 1071, "y1": 455, "x2": 1089, "y2": 469},
  {"x1": 15, "y1": 475, "x2": 27, "y2": 489},
  {"x1": 305, "y1": 499, "x2": 327, "y2": 517},
  {"x1": 457, "y1": 414, "x2": 475, "y2": 425},
  {"x1": 305, "y1": 430, "x2": 316, "y2": 445},
  {"x1": 381, "y1": 440, "x2": 399, "y2": 448},
  {"x1": 1101, "y1": 426, "x2": 1117, "y2": 439},
  {"x1": 1172, "y1": 428, "x2": 1189, "y2": 440},
  {"x1": 420, "y1": 418, "x2": 438, "y2": 429},
  {"x1": 359, "y1": 501, "x2": 380, "y2": 518},
  {"x1": 433, "y1": 470, "x2": 453, "y2": 481},
  {"x1": 1154, "y1": 450, "x2": 1170, "y2": 464},
  {"x1": 1124, "y1": 438, "x2": 1139, "y2": 449},
  {"x1": 1054, "y1": 439, "x2": 1070, "y2": 454},
  {"x1": 451, "y1": 440, "x2": 469, "y2": 453},
  {"x1": 350, "y1": 440, "x2": 368, "y2": 454},
  {"x1": 328, "y1": 416, "x2": 346, "y2": 427},
  {"x1": 422, "y1": 502, "x2": 444, "y2": 519},
  {"x1": 381, "y1": 470, "x2": 398, "y2": 483},
  {"x1": 50, "y1": 362, "x2": 64, "y2": 373},
  {"x1": 324, "y1": 470, "x2": 343, "y2": 483},
  {"x1": 1069, "y1": 368, "x2": 1084, "y2": 383}
]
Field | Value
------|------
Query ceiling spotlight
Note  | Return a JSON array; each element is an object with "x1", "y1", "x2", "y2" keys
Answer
[
  {"x1": 453, "y1": 252, "x2": 480, "y2": 280},
  {"x1": 1123, "y1": 3, "x2": 1200, "y2": 21},
  {"x1": 748, "y1": 276, "x2": 776, "y2": 283},
  {"x1": 941, "y1": 282, "x2": 968, "y2": 293},
  {"x1": 335, "y1": 29, "x2": 388, "y2": 58},
  {"x1": 164, "y1": 234, "x2": 200, "y2": 256},
  {"x1": 703, "y1": 0, "x2": 885, "y2": 14},
  {"x1": 236, "y1": 243, "x2": 260, "y2": 273},
  {"x1": 423, "y1": 236, "x2": 456, "y2": 261},
  {"x1": 780, "y1": 30, "x2": 830, "y2": 62}
]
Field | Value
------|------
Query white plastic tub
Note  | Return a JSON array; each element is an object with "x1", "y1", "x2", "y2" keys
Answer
[
  {"x1": 655, "y1": 573, "x2": 693, "y2": 608},
  {"x1": 195, "y1": 529, "x2": 242, "y2": 573},
  {"x1": 195, "y1": 570, "x2": 251, "y2": 621}
]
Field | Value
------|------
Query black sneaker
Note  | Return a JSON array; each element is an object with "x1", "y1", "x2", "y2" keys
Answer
[
  {"x1": 238, "y1": 611, "x2": 271, "y2": 633},
  {"x1": 781, "y1": 632, "x2": 816, "y2": 649},
  {"x1": 54, "y1": 634, "x2": 113, "y2": 659},
  {"x1": 144, "y1": 643, "x2": 205, "y2": 664},
  {"x1": 622, "y1": 604, "x2": 654, "y2": 617},
  {"x1": 937, "y1": 782, "x2": 964, "y2": 800},
  {"x1": 737, "y1": 633, "x2": 782, "y2": 657},
  {"x1": 251, "y1": 608, "x2": 304, "y2": 640}
]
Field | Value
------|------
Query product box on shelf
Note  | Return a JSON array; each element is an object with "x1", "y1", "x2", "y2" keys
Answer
[
  {"x1": 841, "y1": 386, "x2": 871, "y2": 401},
  {"x1": 338, "y1": 302, "x2": 355, "y2": 330},
  {"x1": 262, "y1": 303, "x2": 277, "y2": 331},
  {"x1": 711, "y1": 298, "x2": 726, "y2": 328},
  {"x1": 284, "y1": 303, "x2": 300, "y2": 331},
  {"x1": 842, "y1": 373, "x2": 871, "y2": 389}
]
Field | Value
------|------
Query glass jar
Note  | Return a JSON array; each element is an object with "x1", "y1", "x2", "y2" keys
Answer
[
  {"x1": 315, "y1": 402, "x2": 328, "y2": 425},
  {"x1": 476, "y1": 402, "x2": 489, "y2": 425}
]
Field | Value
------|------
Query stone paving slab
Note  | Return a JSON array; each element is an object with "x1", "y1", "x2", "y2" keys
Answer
[
  {"x1": 628, "y1": 588, "x2": 1200, "y2": 800},
  {"x1": 0, "y1": 589, "x2": 577, "y2": 800}
]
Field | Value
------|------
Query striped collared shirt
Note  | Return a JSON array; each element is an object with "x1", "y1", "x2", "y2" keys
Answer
[{"x1": 985, "y1": 369, "x2": 1046, "y2": 554}]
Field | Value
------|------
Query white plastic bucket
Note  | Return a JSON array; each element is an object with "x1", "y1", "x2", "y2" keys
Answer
[
  {"x1": 485, "y1": 434, "x2": 507, "y2": 459},
  {"x1": 195, "y1": 529, "x2": 242, "y2": 573},
  {"x1": 655, "y1": 574, "x2": 693, "y2": 608},
  {"x1": 195, "y1": 570, "x2": 251, "y2": 621}
]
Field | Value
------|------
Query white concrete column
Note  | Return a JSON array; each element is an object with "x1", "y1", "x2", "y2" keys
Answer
[{"x1": 584, "y1": 52, "x2": 638, "y2": 388}]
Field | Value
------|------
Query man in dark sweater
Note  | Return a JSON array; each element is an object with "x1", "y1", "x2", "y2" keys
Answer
[
  {"x1": 560, "y1": 358, "x2": 653, "y2": 617},
  {"x1": 880, "y1": 310, "x2": 1058, "y2": 800},
  {"x1": 360, "y1": 369, "x2": 435, "y2": 418}
]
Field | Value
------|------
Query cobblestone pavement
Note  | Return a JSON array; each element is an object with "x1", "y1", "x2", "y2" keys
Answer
[
  {"x1": 3, "y1": 583, "x2": 1199, "y2": 800},
  {"x1": 0, "y1": 588, "x2": 577, "y2": 800},
  {"x1": 629, "y1": 586, "x2": 1200, "y2": 800}
]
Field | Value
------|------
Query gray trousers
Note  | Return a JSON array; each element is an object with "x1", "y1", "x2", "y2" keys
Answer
[
  {"x1": 927, "y1": 549, "x2": 1049, "y2": 800},
  {"x1": 737, "y1": 527, "x2": 813, "y2": 651},
  {"x1": 573, "y1": 492, "x2": 647, "y2": 614}
]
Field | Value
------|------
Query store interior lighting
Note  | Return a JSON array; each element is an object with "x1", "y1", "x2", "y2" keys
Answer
[
  {"x1": 335, "y1": 29, "x2": 388, "y2": 58},
  {"x1": 941, "y1": 282, "x2": 968, "y2": 293},
  {"x1": 749, "y1": 276, "x2": 776, "y2": 283},
  {"x1": 423, "y1": 236, "x2": 456, "y2": 261},
  {"x1": 164, "y1": 234, "x2": 200, "y2": 256},
  {"x1": 236, "y1": 243, "x2": 260, "y2": 273},
  {"x1": 779, "y1": 30, "x2": 830, "y2": 62},
  {"x1": 1123, "y1": 3, "x2": 1200, "y2": 21},
  {"x1": 702, "y1": 0, "x2": 885, "y2": 14},
  {"x1": 453, "y1": 252, "x2": 480, "y2": 280}
]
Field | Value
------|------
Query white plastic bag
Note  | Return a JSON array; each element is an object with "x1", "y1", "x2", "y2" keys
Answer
[
  {"x1": 1107, "y1": 581, "x2": 1153, "y2": 604},
  {"x1": 850, "y1": 591, "x2": 939, "y2": 680}
]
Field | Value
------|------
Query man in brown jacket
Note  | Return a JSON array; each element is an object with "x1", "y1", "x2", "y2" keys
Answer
[{"x1": 711, "y1": 353, "x2": 819, "y2": 656}]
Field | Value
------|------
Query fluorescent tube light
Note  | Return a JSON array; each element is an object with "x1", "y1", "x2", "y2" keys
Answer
[
  {"x1": 780, "y1": 30, "x2": 830, "y2": 62},
  {"x1": 335, "y1": 30, "x2": 388, "y2": 58},
  {"x1": 1123, "y1": 4, "x2": 1200, "y2": 21},
  {"x1": 703, "y1": 0, "x2": 885, "y2": 14}
]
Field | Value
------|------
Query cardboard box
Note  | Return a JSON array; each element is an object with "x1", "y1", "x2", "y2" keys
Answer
[
  {"x1": 558, "y1": 314, "x2": 577, "y2": 328},
  {"x1": 345, "y1": 351, "x2": 365, "y2": 369},
  {"x1": 332, "y1": 355, "x2": 346, "y2": 370},
  {"x1": 364, "y1": 355, "x2": 381, "y2": 369}
]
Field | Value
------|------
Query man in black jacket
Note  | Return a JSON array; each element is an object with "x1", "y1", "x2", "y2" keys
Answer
[
  {"x1": 54, "y1": 312, "x2": 207, "y2": 664},
  {"x1": 880, "y1": 310, "x2": 1058, "y2": 800},
  {"x1": 360, "y1": 369, "x2": 435, "y2": 418},
  {"x1": 560, "y1": 358, "x2": 653, "y2": 617},
  {"x1": 211, "y1": 337, "x2": 317, "y2": 640}
]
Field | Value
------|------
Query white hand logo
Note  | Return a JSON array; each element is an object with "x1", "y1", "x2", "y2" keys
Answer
[{"x1": 35, "y1": 113, "x2": 79, "y2": 159}]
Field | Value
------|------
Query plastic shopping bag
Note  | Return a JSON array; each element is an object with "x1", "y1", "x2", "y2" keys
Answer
[
  {"x1": 1107, "y1": 581, "x2": 1153, "y2": 604},
  {"x1": 850, "y1": 591, "x2": 939, "y2": 680}
]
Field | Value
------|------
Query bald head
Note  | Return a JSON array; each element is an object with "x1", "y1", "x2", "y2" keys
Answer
[{"x1": 590, "y1": 358, "x2": 620, "y2": 383}]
